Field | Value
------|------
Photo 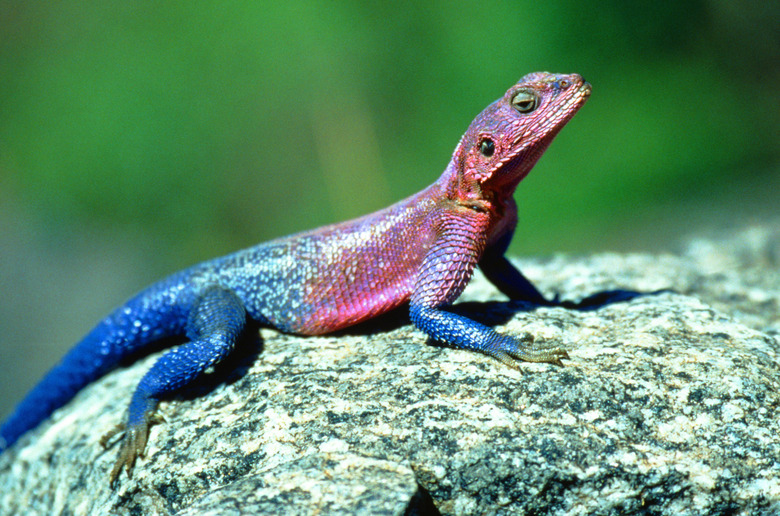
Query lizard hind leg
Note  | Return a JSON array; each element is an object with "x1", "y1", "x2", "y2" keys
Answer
[{"x1": 107, "y1": 285, "x2": 247, "y2": 486}]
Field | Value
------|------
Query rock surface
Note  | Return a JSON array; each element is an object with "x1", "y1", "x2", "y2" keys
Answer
[{"x1": 1, "y1": 223, "x2": 778, "y2": 515}]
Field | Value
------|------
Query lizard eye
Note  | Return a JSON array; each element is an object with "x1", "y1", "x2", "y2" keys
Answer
[
  {"x1": 512, "y1": 90, "x2": 538, "y2": 113},
  {"x1": 479, "y1": 138, "x2": 495, "y2": 157}
]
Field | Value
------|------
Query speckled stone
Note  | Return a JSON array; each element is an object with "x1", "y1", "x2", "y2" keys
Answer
[{"x1": 1, "y1": 222, "x2": 778, "y2": 515}]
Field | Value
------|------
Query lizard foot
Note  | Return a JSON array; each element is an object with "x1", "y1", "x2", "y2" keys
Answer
[
  {"x1": 102, "y1": 414, "x2": 164, "y2": 487},
  {"x1": 486, "y1": 333, "x2": 569, "y2": 367}
]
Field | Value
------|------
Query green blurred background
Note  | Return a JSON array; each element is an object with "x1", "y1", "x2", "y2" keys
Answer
[{"x1": 1, "y1": 1, "x2": 777, "y2": 420}]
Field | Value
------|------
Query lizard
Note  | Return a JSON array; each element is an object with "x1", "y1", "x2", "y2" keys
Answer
[{"x1": 0, "y1": 71, "x2": 591, "y2": 485}]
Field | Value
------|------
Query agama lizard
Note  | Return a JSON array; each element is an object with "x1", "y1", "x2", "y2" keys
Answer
[{"x1": 0, "y1": 71, "x2": 591, "y2": 484}]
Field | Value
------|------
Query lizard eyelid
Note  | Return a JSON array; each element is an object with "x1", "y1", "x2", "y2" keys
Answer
[{"x1": 511, "y1": 90, "x2": 539, "y2": 114}]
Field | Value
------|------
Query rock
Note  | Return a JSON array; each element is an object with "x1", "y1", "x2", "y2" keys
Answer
[{"x1": 1, "y1": 223, "x2": 778, "y2": 515}]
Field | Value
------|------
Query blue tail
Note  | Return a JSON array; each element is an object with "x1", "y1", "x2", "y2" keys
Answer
[{"x1": 0, "y1": 280, "x2": 189, "y2": 451}]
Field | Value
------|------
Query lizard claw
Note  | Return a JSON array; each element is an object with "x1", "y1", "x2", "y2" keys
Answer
[
  {"x1": 99, "y1": 423, "x2": 125, "y2": 449},
  {"x1": 108, "y1": 421, "x2": 148, "y2": 487},
  {"x1": 487, "y1": 333, "x2": 569, "y2": 367},
  {"x1": 104, "y1": 414, "x2": 164, "y2": 487}
]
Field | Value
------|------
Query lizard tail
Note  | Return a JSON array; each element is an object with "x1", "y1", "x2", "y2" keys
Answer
[{"x1": 0, "y1": 281, "x2": 189, "y2": 451}]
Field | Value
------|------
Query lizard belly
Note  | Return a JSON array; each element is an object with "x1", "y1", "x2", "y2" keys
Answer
[{"x1": 298, "y1": 250, "x2": 421, "y2": 334}]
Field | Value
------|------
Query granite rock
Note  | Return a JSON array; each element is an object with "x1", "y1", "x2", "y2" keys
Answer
[{"x1": 1, "y1": 223, "x2": 778, "y2": 515}]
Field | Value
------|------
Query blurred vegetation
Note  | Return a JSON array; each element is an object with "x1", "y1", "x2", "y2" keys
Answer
[
  {"x1": 0, "y1": 1, "x2": 778, "y2": 415},
  {"x1": 2, "y1": 1, "x2": 777, "y2": 261}
]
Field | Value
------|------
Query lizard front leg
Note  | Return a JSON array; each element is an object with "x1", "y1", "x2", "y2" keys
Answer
[
  {"x1": 105, "y1": 285, "x2": 246, "y2": 485},
  {"x1": 479, "y1": 229, "x2": 555, "y2": 305},
  {"x1": 409, "y1": 207, "x2": 568, "y2": 367}
]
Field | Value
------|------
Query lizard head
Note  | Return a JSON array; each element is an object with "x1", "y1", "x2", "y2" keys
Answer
[{"x1": 449, "y1": 72, "x2": 591, "y2": 204}]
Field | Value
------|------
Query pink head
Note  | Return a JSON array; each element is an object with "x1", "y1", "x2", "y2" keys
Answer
[{"x1": 446, "y1": 72, "x2": 591, "y2": 203}]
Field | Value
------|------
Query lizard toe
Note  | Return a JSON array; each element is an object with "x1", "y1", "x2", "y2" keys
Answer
[{"x1": 107, "y1": 416, "x2": 157, "y2": 487}]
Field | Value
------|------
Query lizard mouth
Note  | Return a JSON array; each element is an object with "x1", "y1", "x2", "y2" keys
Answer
[
  {"x1": 580, "y1": 82, "x2": 592, "y2": 96},
  {"x1": 579, "y1": 81, "x2": 592, "y2": 98}
]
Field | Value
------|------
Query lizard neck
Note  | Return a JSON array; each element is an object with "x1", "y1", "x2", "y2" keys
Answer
[{"x1": 433, "y1": 160, "x2": 503, "y2": 219}]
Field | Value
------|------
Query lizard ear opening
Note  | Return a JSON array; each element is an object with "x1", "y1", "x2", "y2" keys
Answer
[{"x1": 479, "y1": 138, "x2": 495, "y2": 158}]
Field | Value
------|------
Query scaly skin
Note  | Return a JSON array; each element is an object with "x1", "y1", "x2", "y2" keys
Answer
[{"x1": 0, "y1": 72, "x2": 591, "y2": 485}]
